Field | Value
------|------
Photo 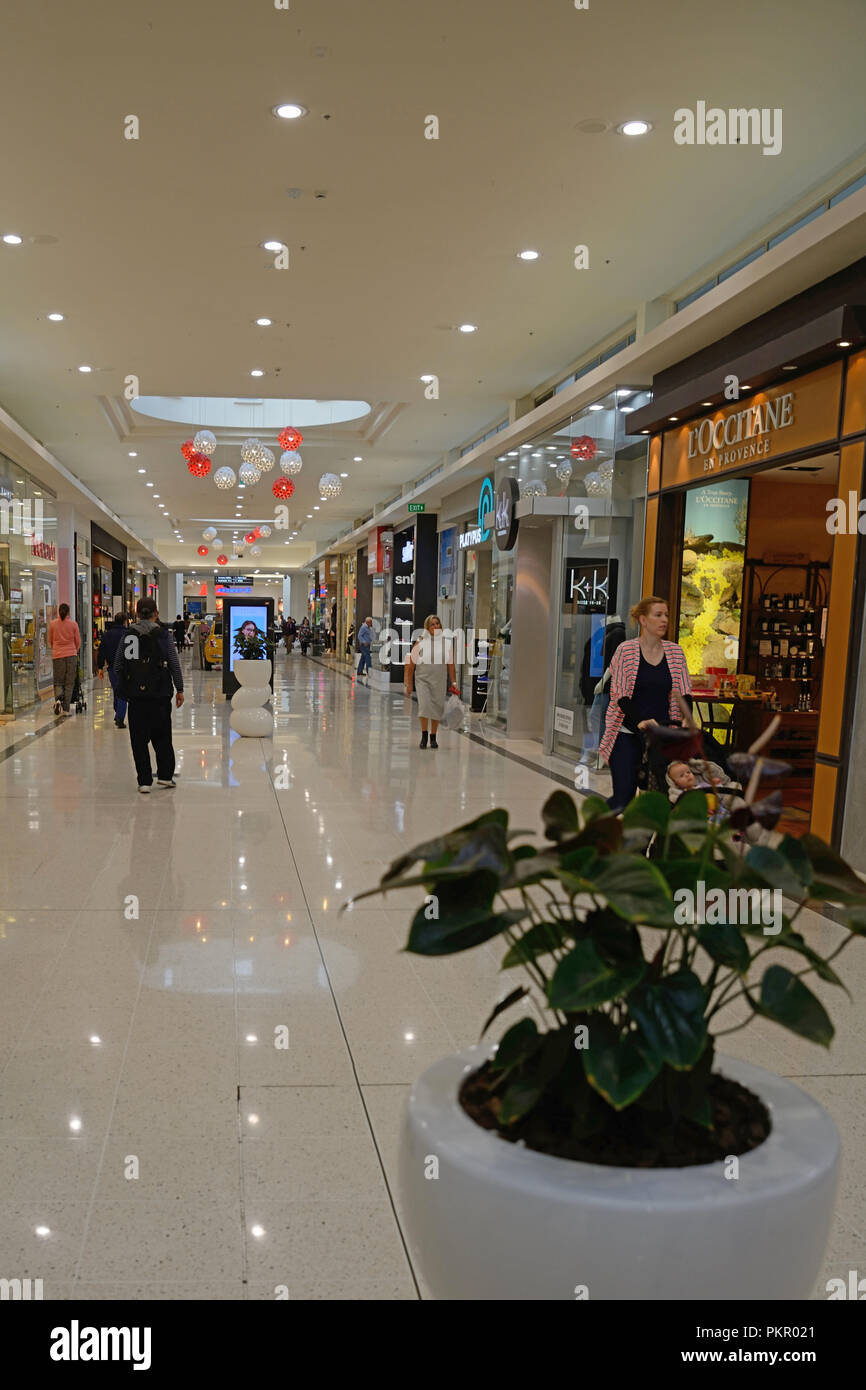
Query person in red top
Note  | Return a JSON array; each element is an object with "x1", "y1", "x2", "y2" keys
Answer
[{"x1": 47, "y1": 602, "x2": 81, "y2": 716}]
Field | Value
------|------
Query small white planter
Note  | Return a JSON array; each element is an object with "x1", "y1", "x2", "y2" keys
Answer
[
  {"x1": 399, "y1": 1045, "x2": 839, "y2": 1301},
  {"x1": 230, "y1": 658, "x2": 273, "y2": 736}
]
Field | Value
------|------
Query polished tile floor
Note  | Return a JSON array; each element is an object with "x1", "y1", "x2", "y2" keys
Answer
[{"x1": 0, "y1": 652, "x2": 863, "y2": 1299}]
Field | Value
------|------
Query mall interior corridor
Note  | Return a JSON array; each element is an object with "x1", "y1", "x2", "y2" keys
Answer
[{"x1": 0, "y1": 650, "x2": 863, "y2": 1301}]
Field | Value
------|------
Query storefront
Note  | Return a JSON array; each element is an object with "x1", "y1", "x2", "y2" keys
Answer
[
  {"x1": 90, "y1": 522, "x2": 127, "y2": 665},
  {"x1": 389, "y1": 515, "x2": 439, "y2": 685},
  {"x1": 0, "y1": 455, "x2": 59, "y2": 716},
  {"x1": 631, "y1": 343, "x2": 866, "y2": 846},
  {"x1": 437, "y1": 481, "x2": 495, "y2": 709}
]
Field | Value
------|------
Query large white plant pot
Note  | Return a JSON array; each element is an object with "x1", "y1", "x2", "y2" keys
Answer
[
  {"x1": 399, "y1": 1045, "x2": 839, "y2": 1301},
  {"x1": 230, "y1": 660, "x2": 273, "y2": 736}
]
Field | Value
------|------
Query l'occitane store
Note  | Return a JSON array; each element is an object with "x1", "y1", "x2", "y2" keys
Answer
[{"x1": 629, "y1": 345, "x2": 866, "y2": 852}]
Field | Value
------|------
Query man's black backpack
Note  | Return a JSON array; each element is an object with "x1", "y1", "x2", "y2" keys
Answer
[{"x1": 120, "y1": 624, "x2": 168, "y2": 698}]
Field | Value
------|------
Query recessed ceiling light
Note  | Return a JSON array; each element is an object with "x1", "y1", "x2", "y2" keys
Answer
[
  {"x1": 616, "y1": 389, "x2": 634, "y2": 398},
  {"x1": 640, "y1": 429, "x2": 650, "y2": 434},
  {"x1": 458, "y1": 323, "x2": 477, "y2": 333},
  {"x1": 701, "y1": 402, "x2": 713, "y2": 407},
  {"x1": 340, "y1": 472, "x2": 348, "y2": 477},
  {"x1": 313, "y1": 505, "x2": 320, "y2": 510},
  {"x1": 78, "y1": 364, "x2": 92, "y2": 373},
  {"x1": 274, "y1": 103, "x2": 307, "y2": 120},
  {"x1": 518, "y1": 250, "x2": 539, "y2": 261},
  {"x1": 838, "y1": 341, "x2": 851, "y2": 348},
  {"x1": 307, "y1": 513, "x2": 313, "y2": 518},
  {"x1": 250, "y1": 369, "x2": 264, "y2": 377},
  {"x1": 618, "y1": 120, "x2": 651, "y2": 136},
  {"x1": 255, "y1": 317, "x2": 272, "y2": 326},
  {"x1": 588, "y1": 403, "x2": 604, "y2": 411},
  {"x1": 782, "y1": 364, "x2": 798, "y2": 371},
  {"x1": 137, "y1": 467, "x2": 146, "y2": 473},
  {"x1": 2, "y1": 233, "x2": 22, "y2": 245},
  {"x1": 419, "y1": 374, "x2": 435, "y2": 383},
  {"x1": 128, "y1": 451, "x2": 138, "y2": 458},
  {"x1": 47, "y1": 312, "x2": 64, "y2": 321},
  {"x1": 262, "y1": 240, "x2": 284, "y2": 252},
  {"x1": 668, "y1": 416, "x2": 679, "y2": 422},
  {"x1": 620, "y1": 406, "x2": 634, "y2": 413},
  {"x1": 153, "y1": 494, "x2": 160, "y2": 498},
  {"x1": 507, "y1": 451, "x2": 518, "y2": 457},
  {"x1": 146, "y1": 481, "x2": 154, "y2": 487},
  {"x1": 354, "y1": 456, "x2": 362, "y2": 462}
]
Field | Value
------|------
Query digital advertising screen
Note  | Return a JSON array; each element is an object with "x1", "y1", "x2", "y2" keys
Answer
[{"x1": 221, "y1": 596, "x2": 274, "y2": 695}]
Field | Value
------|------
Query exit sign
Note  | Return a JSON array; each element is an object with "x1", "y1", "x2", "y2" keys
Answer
[{"x1": 407, "y1": 502, "x2": 425, "y2": 513}]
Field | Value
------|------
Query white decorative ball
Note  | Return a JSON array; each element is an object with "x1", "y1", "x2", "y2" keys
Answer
[
  {"x1": 249, "y1": 545, "x2": 262, "y2": 558},
  {"x1": 230, "y1": 706, "x2": 274, "y2": 737},
  {"x1": 584, "y1": 471, "x2": 606, "y2": 497},
  {"x1": 318, "y1": 471, "x2": 342, "y2": 499},
  {"x1": 258, "y1": 525, "x2": 272, "y2": 538},
  {"x1": 211, "y1": 538, "x2": 224, "y2": 550},
  {"x1": 202, "y1": 526, "x2": 218, "y2": 542},
  {"x1": 193, "y1": 429, "x2": 217, "y2": 455},
  {"x1": 239, "y1": 461, "x2": 261, "y2": 486},
  {"x1": 214, "y1": 467, "x2": 236, "y2": 490},
  {"x1": 257, "y1": 446, "x2": 275, "y2": 472},
  {"x1": 522, "y1": 479, "x2": 547, "y2": 498},
  {"x1": 280, "y1": 450, "x2": 303, "y2": 475},
  {"x1": 241, "y1": 437, "x2": 261, "y2": 464},
  {"x1": 598, "y1": 460, "x2": 614, "y2": 484},
  {"x1": 555, "y1": 462, "x2": 573, "y2": 485}
]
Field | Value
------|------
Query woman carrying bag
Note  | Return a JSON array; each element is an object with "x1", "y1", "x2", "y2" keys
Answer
[{"x1": 404, "y1": 615, "x2": 459, "y2": 749}]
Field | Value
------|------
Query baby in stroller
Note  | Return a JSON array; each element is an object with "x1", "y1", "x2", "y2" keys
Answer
[{"x1": 666, "y1": 759, "x2": 768, "y2": 845}]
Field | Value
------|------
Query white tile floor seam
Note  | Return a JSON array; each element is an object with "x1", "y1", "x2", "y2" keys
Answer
[{"x1": 1, "y1": 652, "x2": 862, "y2": 1300}]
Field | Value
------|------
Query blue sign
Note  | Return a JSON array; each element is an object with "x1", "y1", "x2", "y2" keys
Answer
[{"x1": 477, "y1": 477, "x2": 494, "y2": 542}]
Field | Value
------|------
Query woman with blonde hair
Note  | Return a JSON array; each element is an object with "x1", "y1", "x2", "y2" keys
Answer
[
  {"x1": 599, "y1": 595, "x2": 691, "y2": 811},
  {"x1": 404, "y1": 615, "x2": 459, "y2": 749}
]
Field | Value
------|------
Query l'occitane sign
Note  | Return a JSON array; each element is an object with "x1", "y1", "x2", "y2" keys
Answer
[{"x1": 660, "y1": 360, "x2": 843, "y2": 489}]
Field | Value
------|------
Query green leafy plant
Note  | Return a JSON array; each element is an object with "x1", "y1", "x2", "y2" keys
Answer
[
  {"x1": 347, "y1": 727, "x2": 866, "y2": 1166},
  {"x1": 232, "y1": 625, "x2": 273, "y2": 661}
]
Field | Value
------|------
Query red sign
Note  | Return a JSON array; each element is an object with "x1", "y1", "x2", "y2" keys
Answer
[{"x1": 31, "y1": 538, "x2": 56, "y2": 561}]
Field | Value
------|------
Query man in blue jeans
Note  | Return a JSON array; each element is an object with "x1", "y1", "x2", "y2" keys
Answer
[
  {"x1": 357, "y1": 616, "x2": 374, "y2": 680},
  {"x1": 97, "y1": 613, "x2": 129, "y2": 728}
]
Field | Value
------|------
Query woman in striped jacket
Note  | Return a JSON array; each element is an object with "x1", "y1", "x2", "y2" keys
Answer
[{"x1": 599, "y1": 595, "x2": 692, "y2": 811}]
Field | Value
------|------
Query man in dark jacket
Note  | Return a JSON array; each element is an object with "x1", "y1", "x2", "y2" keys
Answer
[
  {"x1": 97, "y1": 613, "x2": 128, "y2": 727},
  {"x1": 113, "y1": 597, "x2": 185, "y2": 793}
]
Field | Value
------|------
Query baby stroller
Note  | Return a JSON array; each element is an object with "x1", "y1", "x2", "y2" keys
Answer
[{"x1": 70, "y1": 662, "x2": 87, "y2": 714}]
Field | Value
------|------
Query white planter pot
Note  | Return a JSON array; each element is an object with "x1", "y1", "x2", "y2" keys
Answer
[
  {"x1": 231, "y1": 685, "x2": 272, "y2": 709},
  {"x1": 229, "y1": 705, "x2": 274, "y2": 737},
  {"x1": 234, "y1": 658, "x2": 271, "y2": 685},
  {"x1": 399, "y1": 1045, "x2": 839, "y2": 1301}
]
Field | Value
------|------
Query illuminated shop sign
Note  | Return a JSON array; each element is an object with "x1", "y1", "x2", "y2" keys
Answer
[{"x1": 687, "y1": 394, "x2": 794, "y2": 472}]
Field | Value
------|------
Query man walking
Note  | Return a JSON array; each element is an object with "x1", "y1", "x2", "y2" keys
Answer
[
  {"x1": 357, "y1": 616, "x2": 374, "y2": 681},
  {"x1": 47, "y1": 602, "x2": 81, "y2": 716},
  {"x1": 172, "y1": 613, "x2": 186, "y2": 655},
  {"x1": 114, "y1": 598, "x2": 184, "y2": 793},
  {"x1": 96, "y1": 612, "x2": 129, "y2": 727}
]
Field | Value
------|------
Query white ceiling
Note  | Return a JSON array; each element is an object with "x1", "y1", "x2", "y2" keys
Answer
[{"x1": 1, "y1": 0, "x2": 865, "y2": 574}]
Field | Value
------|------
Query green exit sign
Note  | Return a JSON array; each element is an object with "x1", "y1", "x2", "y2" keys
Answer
[{"x1": 407, "y1": 502, "x2": 425, "y2": 513}]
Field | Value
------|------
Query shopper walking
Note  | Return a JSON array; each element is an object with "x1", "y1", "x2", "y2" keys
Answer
[
  {"x1": 404, "y1": 615, "x2": 458, "y2": 749},
  {"x1": 299, "y1": 617, "x2": 311, "y2": 656},
  {"x1": 113, "y1": 597, "x2": 184, "y2": 793},
  {"x1": 172, "y1": 614, "x2": 186, "y2": 654},
  {"x1": 599, "y1": 596, "x2": 691, "y2": 812},
  {"x1": 357, "y1": 616, "x2": 374, "y2": 681},
  {"x1": 47, "y1": 602, "x2": 81, "y2": 716},
  {"x1": 96, "y1": 612, "x2": 129, "y2": 727}
]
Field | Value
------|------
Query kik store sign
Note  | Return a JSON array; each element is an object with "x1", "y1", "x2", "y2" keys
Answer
[{"x1": 563, "y1": 558, "x2": 618, "y2": 613}]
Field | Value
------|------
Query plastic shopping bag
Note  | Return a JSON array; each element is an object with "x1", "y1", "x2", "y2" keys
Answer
[{"x1": 442, "y1": 693, "x2": 465, "y2": 730}]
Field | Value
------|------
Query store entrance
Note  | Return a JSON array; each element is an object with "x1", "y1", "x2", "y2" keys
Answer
[
  {"x1": 671, "y1": 455, "x2": 838, "y2": 837},
  {"x1": 461, "y1": 546, "x2": 492, "y2": 708}
]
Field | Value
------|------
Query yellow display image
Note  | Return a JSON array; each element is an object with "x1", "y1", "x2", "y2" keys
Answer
[{"x1": 678, "y1": 481, "x2": 749, "y2": 677}]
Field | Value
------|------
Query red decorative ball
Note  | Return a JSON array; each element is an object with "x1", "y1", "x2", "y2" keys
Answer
[
  {"x1": 181, "y1": 440, "x2": 195, "y2": 461},
  {"x1": 272, "y1": 477, "x2": 295, "y2": 500},
  {"x1": 571, "y1": 435, "x2": 598, "y2": 462},
  {"x1": 187, "y1": 453, "x2": 212, "y2": 477},
  {"x1": 197, "y1": 545, "x2": 209, "y2": 557},
  {"x1": 278, "y1": 426, "x2": 303, "y2": 452},
  {"x1": 217, "y1": 554, "x2": 228, "y2": 566},
  {"x1": 244, "y1": 531, "x2": 258, "y2": 544}
]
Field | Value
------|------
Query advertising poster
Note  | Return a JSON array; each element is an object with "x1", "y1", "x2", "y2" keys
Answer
[
  {"x1": 227, "y1": 603, "x2": 270, "y2": 675},
  {"x1": 678, "y1": 478, "x2": 749, "y2": 675}
]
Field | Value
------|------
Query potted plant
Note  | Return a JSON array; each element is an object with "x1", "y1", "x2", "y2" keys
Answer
[{"x1": 348, "y1": 721, "x2": 865, "y2": 1300}]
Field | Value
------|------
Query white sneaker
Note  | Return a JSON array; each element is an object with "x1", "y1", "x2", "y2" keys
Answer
[
  {"x1": 138, "y1": 785, "x2": 151, "y2": 794},
  {"x1": 157, "y1": 779, "x2": 176, "y2": 788}
]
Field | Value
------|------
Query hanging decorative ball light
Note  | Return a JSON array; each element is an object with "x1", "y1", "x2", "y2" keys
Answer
[
  {"x1": 584, "y1": 470, "x2": 606, "y2": 497},
  {"x1": 258, "y1": 524, "x2": 272, "y2": 538},
  {"x1": 217, "y1": 554, "x2": 228, "y2": 566},
  {"x1": 193, "y1": 428, "x2": 217, "y2": 456},
  {"x1": 318, "y1": 471, "x2": 342, "y2": 499},
  {"x1": 272, "y1": 477, "x2": 295, "y2": 500},
  {"x1": 241, "y1": 437, "x2": 261, "y2": 464},
  {"x1": 256, "y1": 446, "x2": 275, "y2": 472},
  {"x1": 571, "y1": 435, "x2": 598, "y2": 462},
  {"x1": 214, "y1": 466, "x2": 236, "y2": 490},
  {"x1": 279, "y1": 450, "x2": 303, "y2": 476},
  {"x1": 239, "y1": 460, "x2": 261, "y2": 486},
  {"x1": 187, "y1": 452, "x2": 211, "y2": 477},
  {"x1": 181, "y1": 440, "x2": 195, "y2": 461},
  {"x1": 202, "y1": 526, "x2": 218, "y2": 542},
  {"x1": 211, "y1": 538, "x2": 224, "y2": 551},
  {"x1": 244, "y1": 531, "x2": 259, "y2": 545},
  {"x1": 522, "y1": 479, "x2": 547, "y2": 498},
  {"x1": 555, "y1": 461, "x2": 573, "y2": 485},
  {"x1": 598, "y1": 460, "x2": 614, "y2": 486},
  {"x1": 250, "y1": 545, "x2": 262, "y2": 557},
  {"x1": 278, "y1": 426, "x2": 303, "y2": 452},
  {"x1": 197, "y1": 545, "x2": 209, "y2": 557}
]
